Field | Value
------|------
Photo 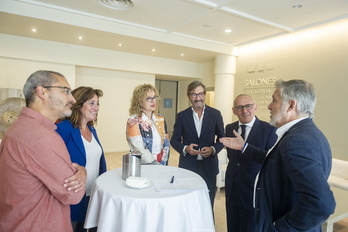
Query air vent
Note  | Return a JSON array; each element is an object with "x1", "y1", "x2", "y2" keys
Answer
[{"x1": 98, "y1": 0, "x2": 134, "y2": 10}]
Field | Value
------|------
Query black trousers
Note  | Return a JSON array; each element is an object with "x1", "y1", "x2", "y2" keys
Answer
[
  {"x1": 226, "y1": 182, "x2": 256, "y2": 232},
  {"x1": 72, "y1": 196, "x2": 97, "y2": 232},
  {"x1": 196, "y1": 160, "x2": 217, "y2": 210}
]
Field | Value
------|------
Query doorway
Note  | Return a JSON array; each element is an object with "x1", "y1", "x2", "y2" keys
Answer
[{"x1": 155, "y1": 80, "x2": 178, "y2": 137}]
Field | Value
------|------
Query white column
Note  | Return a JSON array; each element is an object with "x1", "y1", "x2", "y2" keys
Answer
[{"x1": 214, "y1": 55, "x2": 236, "y2": 125}]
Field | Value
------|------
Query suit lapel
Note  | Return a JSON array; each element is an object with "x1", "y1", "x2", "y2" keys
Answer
[
  {"x1": 185, "y1": 108, "x2": 199, "y2": 138},
  {"x1": 71, "y1": 128, "x2": 86, "y2": 160},
  {"x1": 247, "y1": 117, "x2": 260, "y2": 142},
  {"x1": 228, "y1": 123, "x2": 239, "y2": 137},
  {"x1": 201, "y1": 106, "x2": 210, "y2": 136}
]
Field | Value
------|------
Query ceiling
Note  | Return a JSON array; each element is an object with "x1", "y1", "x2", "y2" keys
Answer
[{"x1": 1, "y1": 0, "x2": 348, "y2": 63}]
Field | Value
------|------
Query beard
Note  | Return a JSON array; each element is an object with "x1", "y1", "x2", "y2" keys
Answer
[
  {"x1": 269, "y1": 112, "x2": 281, "y2": 127},
  {"x1": 48, "y1": 95, "x2": 72, "y2": 119},
  {"x1": 269, "y1": 104, "x2": 286, "y2": 127},
  {"x1": 191, "y1": 99, "x2": 204, "y2": 110},
  {"x1": 64, "y1": 109, "x2": 72, "y2": 117}
]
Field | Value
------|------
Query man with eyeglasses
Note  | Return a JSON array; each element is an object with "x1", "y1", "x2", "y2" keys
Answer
[
  {"x1": 223, "y1": 94, "x2": 277, "y2": 232},
  {"x1": 0, "y1": 70, "x2": 87, "y2": 232},
  {"x1": 221, "y1": 80, "x2": 335, "y2": 231},
  {"x1": 171, "y1": 80, "x2": 224, "y2": 210}
]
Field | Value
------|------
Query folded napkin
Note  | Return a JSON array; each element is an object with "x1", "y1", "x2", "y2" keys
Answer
[{"x1": 126, "y1": 176, "x2": 151, "y2": 189}]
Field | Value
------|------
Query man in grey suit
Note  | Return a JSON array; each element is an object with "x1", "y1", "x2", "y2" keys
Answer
[
  {"x1": 224, "y1": 94, "x2": 277, "y2": 232},
  {"x1": 221, "y1": 79, "x2": 335, "y2": 232},
  {"x1": 171, "y1": 80, "x2": 224, "y2": 209}
]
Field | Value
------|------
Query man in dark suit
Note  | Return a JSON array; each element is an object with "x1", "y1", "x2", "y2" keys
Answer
[
  {"x1": 171, "y1": 80, "x2": 224, "y2": 209},
  {"x1": 225, "y1": 94, "x2": 277, "y2": 232},
  {"x1": 221, "y1": 79, "x2": 335, "y2": 232}
]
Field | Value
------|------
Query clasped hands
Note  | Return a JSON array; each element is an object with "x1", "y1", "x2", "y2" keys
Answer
[
  {"x1": 219, "y1": 130, "x2": 245, "y2": 151},
  {"x1": 63, "y1": 163, "x2": 87, "y2": 193},
  {"x1": 185, "y1": 144, "x2": 213, "y2": 158}
]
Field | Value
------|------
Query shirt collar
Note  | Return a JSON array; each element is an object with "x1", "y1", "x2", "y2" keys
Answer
[
  {"x1": 21, "y1": 107, "x2": 57, "y2": 130},
  {"x1": 276, "y1": 117, "x2": 308, "y2": 138},
  {"x1": 191, "y1": 104, "x2": 206, "y2": 115},
  {"x1": 239, "y1": 116, "x2": 256, "y2": 128},
  {"x1": 141, "y1": 112, "x2": 157, "y2": 121}
]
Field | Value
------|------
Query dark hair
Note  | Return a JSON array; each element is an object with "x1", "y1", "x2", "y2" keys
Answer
[
  {"x1": 68, "y1": 86, "x2": 103, "y2": 127},
  {"x1": 186, "y1": 81, "x2": 206, "y2": 97}
]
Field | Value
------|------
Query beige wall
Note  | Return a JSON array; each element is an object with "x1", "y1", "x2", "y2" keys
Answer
[
  {"x1": 235, "y1": 18, "x2": 348, "y2": 160},
  {"x1": 0, "y1": 57, "x2": 75, "y2": 89},
  {"x1": 75, "y1": 67, "x2": 155, "y2": 152},
  {"x1": 1, "y1": 17, "x2": 347, "y2": 158},
  {"x1": 0, "y1": 33, "x2": 205, "y2": 152}
]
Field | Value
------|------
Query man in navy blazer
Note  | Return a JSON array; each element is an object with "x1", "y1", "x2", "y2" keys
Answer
[
  {"x1": 225, "y1": 94, "x2": 277, "y2": 232},
  {"x1": 221, "y1": 79, "x2": 335, "y2": 232},
  {"x1": 171, "y1": 80, "x2": 224, "y2": 209}
]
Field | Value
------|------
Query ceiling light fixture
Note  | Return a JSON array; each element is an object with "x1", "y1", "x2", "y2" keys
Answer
[
  {"x1": 78, "y1": 36, "x2": 83, "y2": 40},
  {"x1": 180, "y1": 53, "x2": 184, "y2": 57},
  {"x1": 152, "y1": 49, "x2": 156, "y2": 52},
  {"x1": 98, "y1": 0, "x2": 134, "y2": 10},
  {"x1": 118, "y1": 43, "x2": 122, "y2": 46},
  {"x1": 31, "y1": 28, "x2": 37, "y2": 32},
  {"x1": 225, "y1": 29, "x2": 232, "y2": 33},
  {"x1": 292, "y1": 5, "x2": 302, "y2": 9}
]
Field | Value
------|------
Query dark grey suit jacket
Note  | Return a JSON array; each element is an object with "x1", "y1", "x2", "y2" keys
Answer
[
  {"x1": 250, "y1": 118, "x2": 335, "y2": 231},
  {"x1": 225, "y1": 117, "x2": 277, "y2": 207},
  {"x1": 170, "y1": 105, "x2": 224, "y2": 176}
]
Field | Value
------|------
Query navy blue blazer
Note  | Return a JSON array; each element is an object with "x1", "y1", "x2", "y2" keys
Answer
[
  {"x1": 225, "y1": 117, "x2": 277, "y2": 205},
  {"x1": 56, "y1": 120, "x2": 107, "y2": 222},
  {"x1": 170, "y1": 105, "x2": 224, "y2": 176},
  {"x1": 249, "y1": 118, "x2": 335, "y2": 231}
]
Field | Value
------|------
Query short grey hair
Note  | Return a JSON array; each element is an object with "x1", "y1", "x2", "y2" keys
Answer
[
  {"x1": 23, "y1": 70, "x2": 64, "y2": 106},
  {"x1": 276, "y1": 79, "x2": 316, "y2": 118}
]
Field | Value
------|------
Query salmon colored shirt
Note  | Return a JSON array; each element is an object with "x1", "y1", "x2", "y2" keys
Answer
[{"x1": 0, "y1": 107, "x2": 84, "y2": 232}]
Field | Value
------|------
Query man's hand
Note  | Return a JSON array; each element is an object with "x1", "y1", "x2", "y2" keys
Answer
[
  {"x1": 219, "y1": 130, "x2": 245, "y2": 151},
  {"x1": 185, "y1": 143, "x2": 202, "y2": 155},
  {"x1": 201, "y1": 146, "x2": 214, "y2": 158},
  {"x1": 63, "y1": 163, "x2": 87, "y2": 193}
]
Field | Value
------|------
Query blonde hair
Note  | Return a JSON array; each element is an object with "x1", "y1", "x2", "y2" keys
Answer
[{"x1": 129, "y1": 84, "x2": 159, "y2": 116}]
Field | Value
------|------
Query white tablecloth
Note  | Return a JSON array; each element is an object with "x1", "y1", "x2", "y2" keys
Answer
[{"x1": 84, "y1": 165, "x2": 215, "y2": 232}]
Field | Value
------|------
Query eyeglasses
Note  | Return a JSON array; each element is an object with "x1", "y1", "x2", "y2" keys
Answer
[
  {"x1": 234, "y1": 104, "x2": 254, "y2": 111},
  {"x1": 190, "y1": 92, "x2": 205, "y2": 98},
  {"x1": 145, "y1": 96, "x2": 159, "y2": 102},
  {"x1": 34, "y1": 86, "x2": 72, "y2": 95}
]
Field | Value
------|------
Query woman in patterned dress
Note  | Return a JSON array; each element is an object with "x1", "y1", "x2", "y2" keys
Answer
[{"x1": 126, "y1": 84, "x2": 170, "y2": 165}]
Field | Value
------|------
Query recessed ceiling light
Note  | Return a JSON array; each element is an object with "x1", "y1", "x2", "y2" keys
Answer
[
  {"x1": 78, "y1": 36, "x2": 83, "y2": 40},
  {"x1": 180, "y1": 53, "x2": 184, "y2": 57},
  {"x1": 292, "y1": 5, "x2": 302, "y2": 8},
  {"x1": 152, "y1": 49, "x2": 156, "y2": 52},
  {"x1": 118, "y1": 43, "x2": 122, "y2": 47},
  {"x1": 225, "y1": 29, "x2": 232, "y2": 33},
  {"x1": 31, "y1": 28, "x2": 37, "y2": 32}
]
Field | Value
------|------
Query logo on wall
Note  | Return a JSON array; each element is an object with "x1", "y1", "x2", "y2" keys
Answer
[{"x1": 243, "y1": 77, "x2": 277, "y2": 110}]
